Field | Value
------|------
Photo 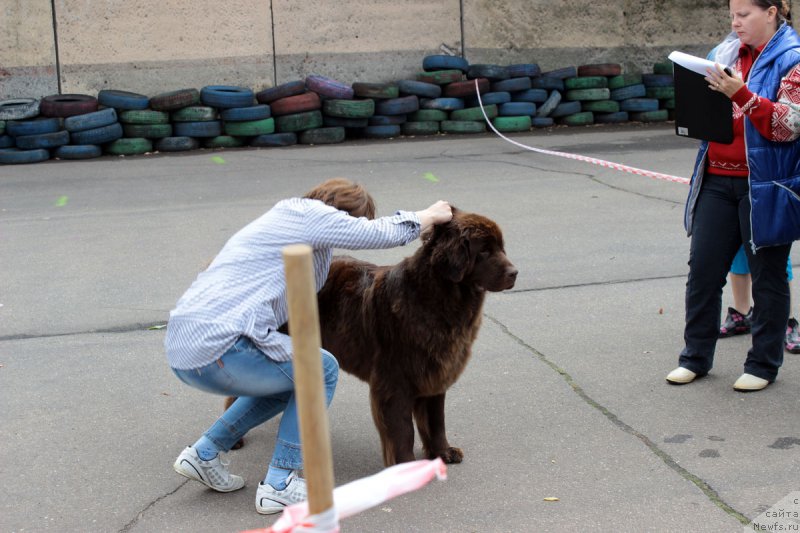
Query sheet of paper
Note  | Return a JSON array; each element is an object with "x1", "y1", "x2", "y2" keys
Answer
[{"x1": 668, "y1": 51, "x2": 718, "y2": 76}]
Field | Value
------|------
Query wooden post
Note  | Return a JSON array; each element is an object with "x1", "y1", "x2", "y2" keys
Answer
[{"x1": 282, "y1": 244, "x2": 335, "y2": 517}]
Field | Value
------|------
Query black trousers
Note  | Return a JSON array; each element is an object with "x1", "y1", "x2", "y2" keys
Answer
[{"x1": 679, "y1": 174, "x2": 791, "y2": 381}]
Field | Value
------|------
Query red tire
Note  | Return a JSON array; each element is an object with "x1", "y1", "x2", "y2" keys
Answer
[
  {"x1": 270, "y1": 92, "x2": 322, "y2": 116},
  {"x1": 39, "y1": 94, "x2": 98, "y2": 117},
  {"x1": 577, "y1": 63, "x2": 622, "y2": 77},
  {"x1": 442, "y1": 78, "x2": 490, "y2": 98}
]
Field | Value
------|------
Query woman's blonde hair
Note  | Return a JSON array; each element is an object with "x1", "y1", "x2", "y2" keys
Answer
[{"x1": 304, "y1": 178, "x2": 377, "y2": 219}]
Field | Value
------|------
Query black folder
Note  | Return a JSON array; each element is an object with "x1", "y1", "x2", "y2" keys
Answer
[{"x1": 672, "y1": 63, "x2": 734, "y2": 144}]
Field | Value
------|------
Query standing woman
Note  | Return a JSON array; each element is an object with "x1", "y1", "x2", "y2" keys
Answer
[
  {"x1": 166, "y1": 178, "x2": 452, "y2": 514},
  {"x1": 667, "y1": 0, "x2": 800, "y2": 391}
]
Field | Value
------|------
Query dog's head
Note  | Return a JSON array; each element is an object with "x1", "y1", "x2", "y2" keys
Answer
[{"x1": 424, "y1": 207, "x2": 517, "y2": 291}]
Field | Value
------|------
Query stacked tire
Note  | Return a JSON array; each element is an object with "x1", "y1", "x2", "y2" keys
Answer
[{"x1": 642, "y1": 62, "x2": 675, "y2": 122}]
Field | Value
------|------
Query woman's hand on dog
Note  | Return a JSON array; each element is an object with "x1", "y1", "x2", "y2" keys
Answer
[{"x1": 416, "y1": 200, "x2": 453, "y2": 231}]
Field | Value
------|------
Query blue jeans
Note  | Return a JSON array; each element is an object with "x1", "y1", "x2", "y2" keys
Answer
[
  {"x1": 172, "y1": 336, "x2": 339, "y2": 470},
  {"x1": 680, "y1": 175, "x2": 791, "y2": 381}
]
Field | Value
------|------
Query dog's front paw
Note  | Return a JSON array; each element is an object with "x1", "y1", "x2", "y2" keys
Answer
[{"x1": 435, "y1": 446, "x2": 463, "y2": 464}]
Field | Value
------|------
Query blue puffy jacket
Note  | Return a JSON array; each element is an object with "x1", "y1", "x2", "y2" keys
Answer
[{"x1": 684, "y1": 22, "x2": 800, "y2": 249}]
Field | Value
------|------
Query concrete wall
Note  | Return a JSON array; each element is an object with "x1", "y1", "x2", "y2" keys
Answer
[{"x1": 0, "y1": 0, "x2": 747, "y2": 100}]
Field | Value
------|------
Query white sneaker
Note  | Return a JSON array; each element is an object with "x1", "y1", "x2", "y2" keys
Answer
[
  {"x1": 733, "y1": 373, "x2": 770, "y2": 392},
  {"x1": 665, "y1": 367, "x2": 698, "y2": 385},
  {"x1": 256, "y1": 471, "x2": 307, "y2": 514},
  {"x1": 173, "y1": 446, "x2": 245, "y2": 492}
]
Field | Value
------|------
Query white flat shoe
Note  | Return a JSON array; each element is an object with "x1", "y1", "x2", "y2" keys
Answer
[
  {"x1": 733, "y1": 373, "x2": 770, "y2": 392},
  {"x1": 666, "y1": 367, "x2": 698, "y2": 385}
]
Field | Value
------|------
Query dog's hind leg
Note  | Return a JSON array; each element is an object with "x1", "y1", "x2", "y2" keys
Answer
[
  {"x1": 370, "y1": 389, "x2": 416, "y2": 466},
  {"x1": 413, "y1": 393, "x2": 463, "y2": 464}
]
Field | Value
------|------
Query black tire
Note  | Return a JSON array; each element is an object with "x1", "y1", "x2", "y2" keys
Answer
[
  {"x1": 491, "y1": 77, "x2": 531, "y2": 93},
  {"x1": 171, "y1": 106, "x2": 218, "y2": 122},
  {"x1": 149, "y1": 89, "x2": 200, "y2": 111},
  {"x1": 536, "y1": 91, "x2": 562, "y2": 117},
  {"x1": 416, "y1": 70, "x2": 463, "y2": 85},
  {"x1": 64, "y1": 108, "x2": 118, "y2": 132},
  {"x1": 123, "y1": 123, "x2": 173, "y2": 139},
  {"x1": 450, "y1": 104, "x2": 497, "y2": 121},
  {"x1": 401, "y1": 121, "x2": 439, "y2": 136},
  {"x1": 507, "y1": 63, "x2": 541, "y2": 77},
  {"x1": 440, "y1": 120, "x2": 486, "y2": 134},
  {"x1": 374, "y1": 95, "x2": 419, "y2": 115},
  {"x1": 40, "y1": 94, "x2": 98, "y2": 118},
  {"x1": 363, "y1": 124, "x2": 401, "y2": 139},
  {"x1": 306, "y1": 75, "x2": 354, "y2": 99},
  {"x1": 15, "y1": 129, "x2": 70, "y2": 149},
  {"x1": 119, "y1": 109, "x2": 170, "y2": 124},
  {"x1": 256, "y1": 81, "x2": 306, "y2": 104},
  {"x1": 54, "y1": 144, "x2": 102, "y2": 160},
  {"x1": 499, "y1": 102, "x2": 536, "y2": 116},
  {"x1": 0, "y1": 148, "x2": 50, "y2": 164},
  {"x1": 420, "y1": 97, "x2": 464, "y2": 111},
  {"x1": 105, "y1": 138, "x2": 153, "y2": 155},
  {"x1": 173, "y1": 120, "x2": 223, "y2": 137},
  {"x1": 200, "y1": 85, "x2": 255, "y2": 109},
  {"x1": 323, "y1": 116, "x2": 369, "y2": 128},
  {"x1": 422, "y1": 55, "x2": 469, "y2": 72},
  {"x1": 594, "y1": 111, "x2": 630, "y2": 124},
  {"x1": 275, "y1": 110, "x2": 324, "y2": 133},
  {"x1": 155, "y1": 136, "x2": 200, "y2": 152},
  {"x1": 298, "y1": 127, "x2": 346, "y2": 145},
  {"x1": 7, "y1": 117, "x2": 61, "y2": 137},
  {"x1": 70, "y1": 122, "x2": 124, "y2": 145},
  {"x1": 322, "y1": 99, "x2": 375, "y2": 119},
  {"x1": 550, "y1": 101, "x2": 582, "y2": 118},
  {"x1": 610, "y1": 84, "x2": 647, "y2": 101},
  {"x1": 512, "y1": 89, "x2": 548, "y2": 103},
  {"x1": 531, "y1": 76, "x2": 565, "y2": 91},
  {"x1": 250, "y1": 132, "x2": 298, "y2": 147},
  {"x1": 203, "y1": 135, "x2": 245, "y2": 148},
  {"x1": 0, "y1": 98, "x2": 40, "y2": 120},
  {"x1": 223, "y1": 118, "x2": 275, "y2": 136},
  {"x1": 220, "y1": 105, "x2": 271, "y2": 122},
  {"x1": 97, "y1": 90, "x2": 150, "y2": 110},
  {"x1": 397, "y1": 80, "x2": 442, "y2": 98},
  {"x1": 368, "y1": 114, "x2": 407, "y2": 125},
  {"x1": 467, "y1": 64, "x2": 509, "y2": 80},
  {"x1": 352, "y1": 82, "x2": 399, "y2": 99}
]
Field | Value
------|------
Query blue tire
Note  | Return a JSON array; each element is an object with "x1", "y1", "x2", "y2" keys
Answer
[
  {"x1": 507, "y1": 63, "x2": 541, "y2": 77},
  {"x1": 155, "y1": 136, "x2": 200, "y2": 152},
  {"x1": 420, "y1": 97, "x2": 464, "y2": 111},
  {"x1": 220, "y1": 105, "x2": 271, "y2": 121},
  {"x1": 0, "y1": 134, "x2": 14, "y2": 148},
  {"x1": 467, "y1": 64, "x2": 509, "y2": 80},
  {"x1": 466, "y1": 92, "x2": 510, "y2": 107},
  {"x1": 610, "y1": 84, "x2": 646, "y2": 101},
  {"x1": 97, "y1": 90, "x2": 150, "y2": 110},
  {"x1": 54, "y1": 144, "x2": 102, "y2": 160},
  {"x1": 7, "y1": 117, "x2": 61, "y2": 137},
  {"x1": 619, "y1": 98, "x2": 659, "y2": 112},
  {"x1": 536, "y1": 90, "x2": 562, "y2": 117},
  {"x1": 499, "y1": 102, "x2": 536, "y2": 116},
  {"x1": 364, "y1": 125, "x2": 401, "y2": 139},
  {"x1": 532, "y1": 117, "x2": 554, "y2": 128},
  {"x1": 374, "y1": 95, "x2": 419, "y2": 115},
  {"x1": 422, "y1": 55, "x2": 469, "y2": 72},
  {"x1": 15, "y1": 129, "x2": 70, "y2": 149},
  {"x1": 550, "y1": 101, "x2": 582, "y2": 118},
  {"x1": 70, "y1": 122, "x2": 124, "y2": 145},
  {"x1": 397, "y1": 80, "x2": 442, "y2": 98},
  {"x1": 491, "y1": 77, "x2": 532, "y2": 93},
  {"x1": 256, "y1": 81, "x2": 306, "y2": 104},
  {"x1": 531, "y1": 76, "x2": 565, "y2": 91},
  {"x1": 306, "y1": 75, "x2": 354, "y2": 99},
  {"x1": 0, "y1": 148, "x2": 50, "y2": 164},
  {"x1": 200, "y1": 86, "x2": 255, "y2": 109},
  {"x1": 368, "y1": 114, "x2": 407, "y2": 125},
  {"x1": 594, "y1": 111, "x2": 630, "y2": 124},
  {"x1": 512, "y1": 89, "x2": 548, "y2": 103},
  {"x1": 642, "y1": 74, "x2": 675, "y2": 87},
  {"x1": 542, "y1": 66, "x2": 578, "y2": 79},
  {"x1": 173, "y1": 120, "x2": 223, "y2": 137},
  {"x1": 64, "y1": 108, "x2": 118, "y2": 132},
  {"x1": 250, "y1": 132, "x2": 298, "y2": 147}
]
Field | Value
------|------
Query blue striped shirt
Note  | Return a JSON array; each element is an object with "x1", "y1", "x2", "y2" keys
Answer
[{"x1": 165, "y1": 198, "x2": 421, "y2": 370}]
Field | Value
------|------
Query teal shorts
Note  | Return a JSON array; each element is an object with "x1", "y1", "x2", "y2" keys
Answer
[{"x1": 730, "y1": 245, "x2": 793, "y2": 281}]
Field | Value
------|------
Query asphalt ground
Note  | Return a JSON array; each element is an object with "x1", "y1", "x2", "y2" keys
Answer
[{"x1": 2, "y1": 123, "x2": 799, "y2": 532}]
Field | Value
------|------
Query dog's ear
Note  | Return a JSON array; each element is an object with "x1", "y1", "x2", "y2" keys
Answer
[{"x1": 429, "y1": 218, "x2": 472, "y2": 283}]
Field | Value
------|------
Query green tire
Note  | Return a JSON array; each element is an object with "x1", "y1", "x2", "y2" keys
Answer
[
  {"x1": 322, "y1": 99, "x2": 375, "y2": 119},
  {"x1": 608, "y1": 73, "x2": 644, "y2": 90},
  {"x1": 204, "y1": 135, "x2": 245, "y2": 148},
  {"x1": 646, "y1": 86, "x2": 675, "y2": 99},
  {"x1": 118, "y1": 109, "x2": 169, "y2": 125},
  {"x1": 663, "y1": 98, "x2": 675, "y2": 110},
  {"x1": 122, "y1": 123, "x2": 172, "y2": 138},
  {"x1": 564, "y1": 76, "x2": 608, "y2": 90},
  {"x1": 401, "y1": 121, "x2": 440, "y2": 136},
  {"x1": 0, "y1": 120, "x2": 5, "y2": 135},
  {"x1": 408, "y1": 109, "x2": 447, "y2": 122},
  {"x1": 581, "y1": 100, "x2": 620, "y2": 113},
  {"x1": 298, "y1": 126, "x2": 346, "y2": 145},
  {"x1": 440, "y1": 120, "x2": 486, "y2": 134},
  {"x1": 653, "y1": 62, "x2": 674, "y2": 75},
  {"x1": 491, "y1": 115, "x2": 532, "y2": 132},
  {"x1": 559, "y1": 112, "x2": 594, "y2": 126},
  {"x1": 565, "y1": 88, "x2": 610, "y2": 101},
  {"x1": 105, "y1": 137, "x2": 153, "y2": 155},
  {"x1": 171, "y1": 106, "x2": 218, "y2": 122},
  {"x1": 275, "y1": 111, "x2": 324, "y2": 133},
  {"x1": 352, "y1": 82, "x2": 400, "y2": 99},
  {"x1": 224, "y1": 118, "x2": 275, "y2": 136},
  {"x1": 629, "y1": 109, "x2": 669, "y2": 122},
  {"x1": 450, "y1": 104, "x2": 496, "y2": 121},
  {"x1": 416, "y1": 70, "x2": 463, "y2": 85}
]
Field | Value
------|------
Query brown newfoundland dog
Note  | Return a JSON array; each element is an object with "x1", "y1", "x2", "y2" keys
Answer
[{"x1": 227, "y1": 208, "x2": 517, "y2": 466}]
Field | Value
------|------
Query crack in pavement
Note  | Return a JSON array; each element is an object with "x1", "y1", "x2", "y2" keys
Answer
[
  {"x1": 118, "y1": 479, "x2": 189, "y2": 533},
  {"x1": 484, "y1": 313, "x2": 750, "y2": 525}
]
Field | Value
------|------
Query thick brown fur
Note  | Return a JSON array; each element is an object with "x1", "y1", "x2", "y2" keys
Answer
[{"x1": 227, "y1": 208, "x2": 517, "y2": 465}]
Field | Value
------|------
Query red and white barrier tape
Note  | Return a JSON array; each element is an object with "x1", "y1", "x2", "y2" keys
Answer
[{"x1": 474, "y1": 79, "x2": 691, "y2": 185}]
